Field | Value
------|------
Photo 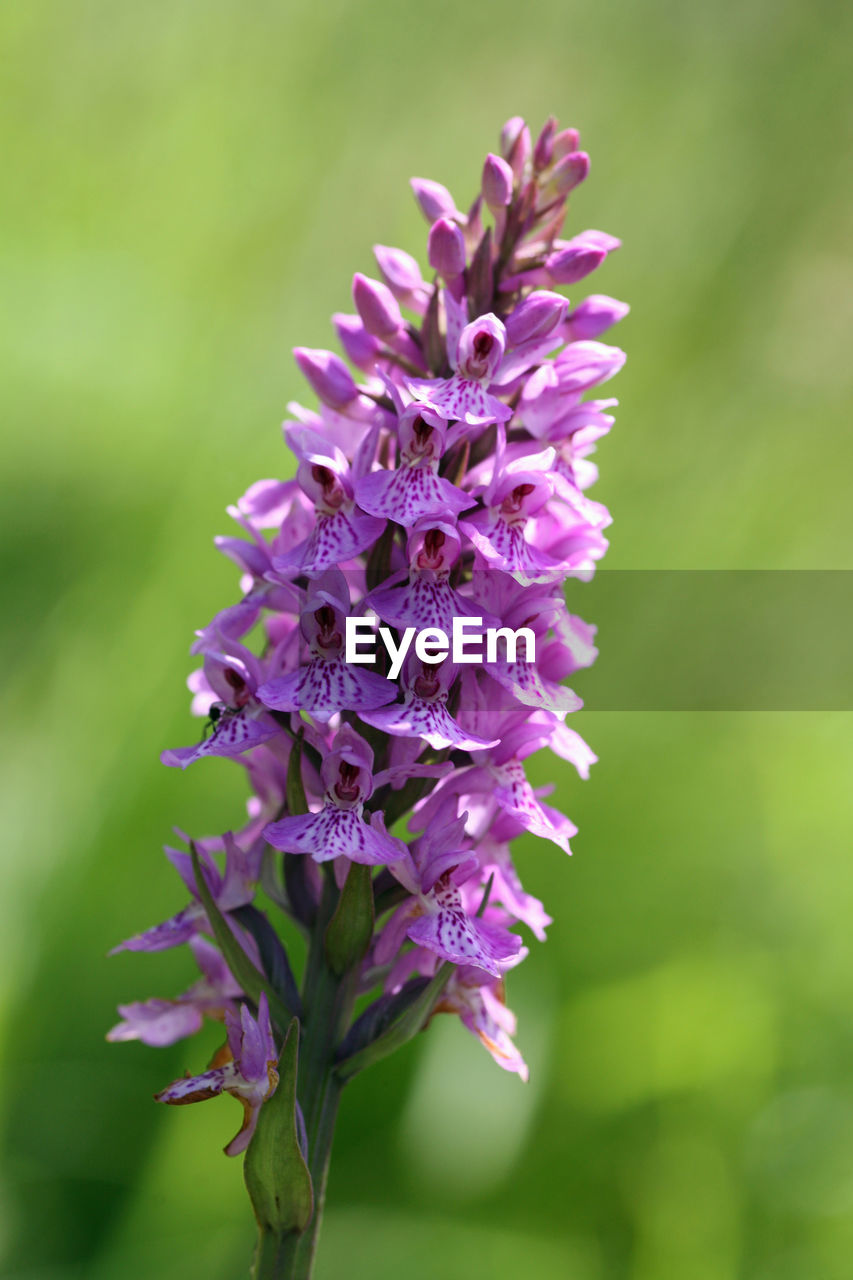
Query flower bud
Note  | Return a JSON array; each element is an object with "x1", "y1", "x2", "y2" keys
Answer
[
  {"x1": 352, "y1": 272, "x2": 403, "y2": 339},
  {"x1": 505, "y1": 291, "x2": 568, "y2": 346},
  {"x1": 481, "y1": 152, "x2": 513, "y2": 211},
  {"x1": 548, "y1": 150, "x2": 590, "y2": 197},
  {"x1": 555, "y1": 340, "x2": 626, "y2": 392},
  {"x1": 410, "y1": 177, "x2": 458, "y2": 224},
  {"x1": 545, "y1": 243, "x2": 606, "y2": 285},
  {"x1": 568, "y1": 228, "x2": 622, "y2": 253},
  {"x1": 456, "y1": 314, "x2": 506, "y2": 381},
  {"x1": 506, "y1": 124, "x2": 531, "y2": 180},
  {"x1": 533, "y1": 116, "x2": 558, "y2": 171},
  {"x1": 551, "y1": 127, "x2": 580, "y2": 161},
  {"x1": 293, "y1": 348, "x2": 358, "y2": 409},
  {"x1": 373, "y1": 244, "x2": 423, "y2": 295},
  {"x1": 565, "y1": 295, "x2": 630, "y2": 341},
  {"x1": 332, "y1": 313, "x2": 381, "y2": 371},
  {"x1": 427, "y1": 216, "x2": 467, "y2": 277},
  {"x1": 499, "y1": 116, "x2": 526, "y2": 159}
]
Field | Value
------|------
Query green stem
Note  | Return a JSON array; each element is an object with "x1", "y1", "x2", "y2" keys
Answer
[
  {"x1": 276, "y1": 1074, "x2": 342, "y2": 1277},
  {"x1": 253, "y1": 1229, "x2": 286, "y2": 1278},
  {"x1": 256, "y1": 872, "x2": 354, "y2": 1278}
]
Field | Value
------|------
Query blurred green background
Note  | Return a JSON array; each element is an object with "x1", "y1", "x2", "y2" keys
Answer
[{"x1": 2, "y1": 0, "x2": 852, "y2": 1276}]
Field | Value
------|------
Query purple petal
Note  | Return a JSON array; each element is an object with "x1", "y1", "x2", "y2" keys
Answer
[
  {"x1": 406, "y1": 880, "x2": 523, "y2": 977},
  {"x1": 408, "y1": 374, "x2": 512, "y2": 426},
  {"x1": 274, "y1": 508, "x2": 384, "y2": 576},
  {"x1": 460, "y1": 514, "x2": 564, "y2": 587},
  {"x1": 455, "y1": 983, "x2": 529, "y2": 1080},
  {"x1": 161, "y1": 709, "x2": 280, "y2": 769},
  {"x1": 486, "y1": 661, "x2": 583, "y2": 719},
  {"x1": 361, "y1": 694, "x2": 499, "y2": 751},
  {"x1": 258, "y1": 659, "x2": 394, "y2": 722},
  {"x1": 356, "y1": 467, "x2": 474, "y2": 527},
  {"x1": 108, "y1": 999, "x2": 204, "y2": 1048},
  {"x1": 490, "y1": 760, "x2": 576, "y2": 853},
  {"x1": 265, "y1": 806, "x2": 404, "y2": 865},
  {"x1": 155, "y1": 1063, "x2": 236, "y2": 1105},
  {"x1": 370, "y1": 577, "x2": 481, "y2": 634},
  {"x1": 110, "y1": 904, "x2": 204, "y2": 954}
]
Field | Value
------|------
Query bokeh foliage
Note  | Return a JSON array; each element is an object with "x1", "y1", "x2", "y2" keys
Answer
[{"x1": 2, "y1": 0, "x2": 852, "y2": 1276}]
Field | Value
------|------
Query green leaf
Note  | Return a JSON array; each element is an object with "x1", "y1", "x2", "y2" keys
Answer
[
  {"x1": 286, "y1": 728, "x2": 308, "y2": 815},
  {"x1": 334, "y1": 962, "x2": 453, "y2": 1082},
  {"x1": 323, "y1": 862, "x2": 374, "y2": 976},
  {"x1": 244, "y1": 1018, "x2": 314, "y2": 1235},
  {"x1": 190, "y1": 843, "x2": 295, "y2": 1035},
  {"x1": 336, "y1": 977, "x2": 430, "y2": 1061},
  {"x1": 230, "y1": 903, "x2": 302, "y2": 1017},
  {"x1": 260, "y1": 845, "x2": 290, "y2": 912}
]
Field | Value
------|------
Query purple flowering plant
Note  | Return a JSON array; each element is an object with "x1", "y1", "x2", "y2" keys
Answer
[{"x1": 109, "y1": 114, "x2": 626, "y2": 1277}]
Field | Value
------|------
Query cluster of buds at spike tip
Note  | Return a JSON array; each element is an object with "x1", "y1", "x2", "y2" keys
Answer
[{"x1": 109, "y1": 113, "x2": 626, "y2": 1263}]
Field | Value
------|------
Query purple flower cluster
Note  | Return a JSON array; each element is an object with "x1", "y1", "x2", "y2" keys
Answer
[{"x1": 111, "y1": 114, "x2": 625, "y2": 1153}]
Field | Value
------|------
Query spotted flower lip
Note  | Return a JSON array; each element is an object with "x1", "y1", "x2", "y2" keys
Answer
[
  {"x1": 359, "y1": 654, "x2": 500, "y2": 751},
  {"x1": 374, "y1": 813, "x2": 524, "y2": 978},
  {"x1": 113, "y1": 115, "x2": 625, "y2": 1207},
  {"x1": 264, "y1": 806, "x2": 405, "y2": 866}
]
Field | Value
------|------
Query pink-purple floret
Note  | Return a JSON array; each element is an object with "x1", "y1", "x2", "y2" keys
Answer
[{"x1": 110, "y1": 114, "x2": 626, "y2": 1145}]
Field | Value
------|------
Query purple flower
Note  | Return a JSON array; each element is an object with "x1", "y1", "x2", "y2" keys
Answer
[
  {"x1": 265, "y1": 725, "x2": 406, "y2": 865},
  {"x1": 108, "y1": 937, "x2": 242, "y2": 1047},
  {"x1": 360, "y1": 653, "x2": 499, "y2": 751},
  {"x1": 410, "y1": 176, "x2": 461, "y2": 224},
  {"x1": 564, "y1": 293, "x2": 630, "y2": 342},
  {"x1": 437, "y1": 969, "x2": 529, "y2": 1081},
  {"x1": 111, "y1": 833, "x2": 262, "y2": 954},
  {"x1": 369, "y1": 519, "x2": 493, "y2": 634},
  {"x1": 294, "y1": 347, "x2": 359, "y2": 409},
  {"x1": 407, "y1": 296, "x2": 513, "y2": 426},
  {"x1": 117, "y1": 118, "x2": 627, "y2": 1227},
  {"x1": 355, "y1": 405, "x2": 474, "y2": 527},
  {"x1": 427, "y1": 217, "x2": 467, "y2": 280},
  {"x1": 256, "y1": 571, "x2": 393, "y2": 722},
  {"x1": 161, "y1": 634, "x2": 283, "y2": 770},
  {"x1": 482, "y1": 152, "x2": 513, "y2": 211},
  {"x1": 155, "y1": 992, "x2": 279, "y2": 1156},
  {"x1": 375, "y1": 812, "x2": 523, "y2": 977},
  {"x1": 373, "y1": 243, "x2": 430, "y2": 314},
  {"x1": 272, "y1": 429, "x2": 384, "y2": 576}
]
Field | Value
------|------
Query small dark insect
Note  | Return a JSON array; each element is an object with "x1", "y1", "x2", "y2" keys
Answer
[{"x1": 203, "y1": 702, "x2": 227, "y2": 738}]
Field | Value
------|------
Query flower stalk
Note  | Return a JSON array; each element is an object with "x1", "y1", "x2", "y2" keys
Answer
[{"x1": 108, "y1": 113, "x2": 627, "y2": 1278}]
